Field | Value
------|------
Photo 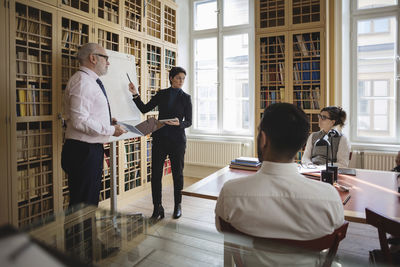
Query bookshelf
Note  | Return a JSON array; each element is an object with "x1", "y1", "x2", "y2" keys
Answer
[
  {"x1": 164, "y1": 3, "x2": 176, "y2": 44},
  {"x1": 3, "y1": 0, "x2": 178, "y2": 227},
  {"x1": 124, "y1": 36, "x2": 142, "y2": 89},
  {"x1": 255, "y1": 0, "x2": 326, "y2": 162},
  {"x1": 124, "y1": 0, "x2": 142, "y2": 32},
  {"x1": 164, "y1": 48, "x2": 176, "y2": 88},
  {"x1": 97, "y1": 0, "x2": 120, "y2": 25},
  {"x1": 123, "y1": 138, "x2": 142, "y2": 192},
  {"x1": 61, "y1": 0, "x2": 90, "y2": 15},
  {"x1": 97, "y1": 27, "x2": 119, "y2": 51},
  {"x1": 146, "y1": 43, "x2": 161, "y2": 104},
  {"x1": 146, "y1": 0, "x2": 161, "y2": 39}
]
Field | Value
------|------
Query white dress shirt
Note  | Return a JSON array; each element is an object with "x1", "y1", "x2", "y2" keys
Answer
[
  {"x1": 215, "y1": 161, "x2": 344, "y2": 240},
  {"x1": 302, "y1": 131, "x2": 351, "y2": 168},
  {"x1": 64, "y1": 67, "x2": 115, "y2": 143}
]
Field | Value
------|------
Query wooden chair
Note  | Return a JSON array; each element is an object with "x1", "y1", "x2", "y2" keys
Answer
[
  {"x1": 219, "y1": 218, "x2": 349, "y2": 267},
  {"x1": 365, "y1": 208, "x2": 400, "y2": 265}
]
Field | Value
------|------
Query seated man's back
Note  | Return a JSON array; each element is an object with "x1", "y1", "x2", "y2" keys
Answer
[{"x1": 215, "y1": 160, "x2": 344, "y2": 240}]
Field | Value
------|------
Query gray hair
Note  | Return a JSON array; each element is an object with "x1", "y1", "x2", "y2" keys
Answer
[{"x1": 77, "y1": 43, "x2": 101, "y2": 64}]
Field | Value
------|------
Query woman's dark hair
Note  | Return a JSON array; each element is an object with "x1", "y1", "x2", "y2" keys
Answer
[
  {"x1": 260, "y1": 103, "x2": 310, "y2": 159},
  {"x1": 321, "y1": 106, "x2": 347, "y2": 127},
  {"x1": 169, "y1": 66, "x2": 186, "y2": 84}
]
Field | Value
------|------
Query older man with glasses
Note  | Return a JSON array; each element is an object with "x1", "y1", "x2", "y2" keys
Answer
[{"x1": 61, "y1": 43, "x2": 126, "y2": 208}]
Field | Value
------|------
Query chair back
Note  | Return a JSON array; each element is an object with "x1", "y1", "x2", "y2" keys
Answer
[
  {"x1": 220, "y1": 219, "x2": 349, "y2": 267},
  {"x1": 365, "y1": 208, "x2": 400, "y2": 265}
]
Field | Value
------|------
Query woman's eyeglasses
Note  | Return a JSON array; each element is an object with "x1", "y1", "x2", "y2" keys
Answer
[
  {"x1": 93, "y1": 53, "x2": 109, "y2": 62},
  {"x1": 318, "y1": 114, "x2": 331, "y2": 121}
]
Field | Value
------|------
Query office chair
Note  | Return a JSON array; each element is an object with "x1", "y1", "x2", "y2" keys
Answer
[
  {"x1": 365, "y1": 208, "x2": 400, "y2": 266},
  {"x1": 220, "y1": 218, "x2": 349, "y2": 267}
]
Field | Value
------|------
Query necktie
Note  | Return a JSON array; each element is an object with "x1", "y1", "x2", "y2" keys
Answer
[{"x1": 96, "y1": 78, "x2": 112, "y2": 124}]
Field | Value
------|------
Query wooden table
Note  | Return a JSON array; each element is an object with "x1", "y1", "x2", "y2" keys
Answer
[{"x1": 182, "y1": 166, "x2": 400, "y2": 223}]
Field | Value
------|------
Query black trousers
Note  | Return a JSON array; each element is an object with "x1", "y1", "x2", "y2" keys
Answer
[
  {"x1": 151, "y1": 138, "x2": 186, "y2": 206},
  {"x1": 61, "y1": 139, "x2": 104, "y2": 207}
]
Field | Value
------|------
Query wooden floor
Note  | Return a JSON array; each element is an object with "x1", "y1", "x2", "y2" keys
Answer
[{"x1": 115, "y1": 176, "x2": 380, "y2": 266}]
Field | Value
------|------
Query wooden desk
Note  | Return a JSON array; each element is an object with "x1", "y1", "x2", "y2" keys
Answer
[{"x1": 182, "y1": 166, "x2": 400, "y2": 223}]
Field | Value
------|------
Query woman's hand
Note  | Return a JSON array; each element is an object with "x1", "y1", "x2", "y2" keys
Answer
[
  {"x1": 128, "y1": 82, "x2": 138, "y2": 95},
  {"x1": 164, "y1": 118, "x2": 180, "y2": 126}
]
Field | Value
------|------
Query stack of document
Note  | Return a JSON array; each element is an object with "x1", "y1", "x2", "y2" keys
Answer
[{"x1": 230, "y1": 157, "x2": 261, "y2": 171}]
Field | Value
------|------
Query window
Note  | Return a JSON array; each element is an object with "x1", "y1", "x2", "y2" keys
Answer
[
  {"x1": 358, "y1": 18, "x2": 390, "y2": 34},
  {"x1": 191, "y1": 0, "x2": 253, "y2": 136},
  {"x1": 351, "y1": 1, "x2": 399, "y2": 143}
]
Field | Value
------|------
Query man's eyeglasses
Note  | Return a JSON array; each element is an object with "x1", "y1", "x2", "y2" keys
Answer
[
  {"x1": 318, "y1": 114, "x2": 331, "y2": 121},
  {"x1": 93, "y1": 53, "x2": 109, "y2": 61}
]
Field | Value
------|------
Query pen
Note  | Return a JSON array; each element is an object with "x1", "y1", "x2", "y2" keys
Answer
[
  {"x1": 343, "y1": 194, "x2": 351, "y2": 205},
  {"x1": 126, "y1": 73, "x2": 132, "y2": 84}
]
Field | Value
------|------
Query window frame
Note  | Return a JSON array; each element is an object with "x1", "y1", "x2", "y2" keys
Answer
[
  {"x1": 189, "y1": 0, "x2": 255, "y2": 137},
  {"x1": 350, "y1": 1, "x2": 400, "y2": 145}
]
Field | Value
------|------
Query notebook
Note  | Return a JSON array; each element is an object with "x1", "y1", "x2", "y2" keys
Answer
[{"x1": 118, "y1": 117, "x2": 164, "y2": 136}]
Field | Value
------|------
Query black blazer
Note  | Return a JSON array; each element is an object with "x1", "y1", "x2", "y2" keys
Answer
[{"x1": 133, "y1": 87, "x2": 192, "y2": 143}]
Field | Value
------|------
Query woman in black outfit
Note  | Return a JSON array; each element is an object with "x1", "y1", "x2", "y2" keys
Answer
[{"x1": 128, "y1": 67, "x2": 192, "y2": 220}]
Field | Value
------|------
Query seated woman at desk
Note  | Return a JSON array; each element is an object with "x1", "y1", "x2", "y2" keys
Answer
[{"x1": 302, "y1": 106, "x2": 351, "y2": 168}]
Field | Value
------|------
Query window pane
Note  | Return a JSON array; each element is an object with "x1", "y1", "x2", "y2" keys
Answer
[
  {"x1": 223, "y1": 34, "x2": 249, "y2": 131},
  {"x1": 374, "y1": 18, "x2": 389, "y2": 33},
  {"x1": 194, "y1": 0, "x2": 217, "y2": 30},
  {"x1": 194, "y1": 38, "x2": 218, "y2": 130},
  {"x1": 374, "y1": 115, "x2": 388, "y2": 130},
  {"x1": 373, "y1": 81, "x2": 388, "y2": 96},
  {"x1": 356, "y1": 16, "x2": 396, "y2": 138},
  {"x1": 358, "y1": 20, "x2": 371, "y2": 34},
  {"x1": 224, "y1": 0, "x2": 248, "y2": 27},
  {"x1": 358, "y1": 0, "x2": 397, "y2": 10}
]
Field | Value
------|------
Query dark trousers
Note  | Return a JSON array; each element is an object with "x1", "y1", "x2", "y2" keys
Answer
[
  {"x1": 61, "y1": 139, "x2": 104, "y2": 207},
  {"x1": 151, "y1": 138, "x2": 186, "y2": 206}
]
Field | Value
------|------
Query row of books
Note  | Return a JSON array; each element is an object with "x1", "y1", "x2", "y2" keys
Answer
[
  {"x1": 98, "y1": 29, "x2": 119, "y2": 43},
  {"x1": 293, "y1": 62, "x2": 320, "y2": 82},
  {"x1": 148, "y1": 70, "x2": 161, "y2": 87},
  {"x1": 260, "y1": 88, "x2": 285, "y2": 101},
  {"x1": 19, "y1": 197, "x2": 53, "y2": 224},
  {"x1": 293, "y1": 34, "x2": 320, "y2": 57},
  {"x1": 294, "y1": 91, "x2": 320, "y2": 109},
  {"x1": 125, "y1": 12, "x2": 141, "y2": 31},
  {"x1": 125, "y1": 43, "x2": 141, "y2": 59},
  {"x1": 229, "y1": 157, "x2": 261, "y2": 171},
  {"x1": 16, "y1": 16, "x2": 50, "y2": 36},
  {"x1": 98, "y1": 39, "x2": 119, "y2": 51},
  {"x1": 165, "y1": 50, "x2": 176, "y2": 66},
  {"x1": 17, "y1": 89, "x2": 51, "y2": 117},
  {"x1": 147, "y1": 49, "x2": 162, "y2": 66},
  {"x1": 17, "y1": 163, "x2": 51, "y2": 202},
  {"x1": 260, "y1": 62, "x2": 284, "y2": 84},
  {"x1": 62, "y1": 28, "x2": 88, "y2": 49},
  {"x1": 99, "y1": 5, "x2": 119, "y2": 24},
  {"x1": 16, "y1": 52, "x2": 51, "y2": 76},
  {"x1": 261, "y1": 36, "x2": 284, "y2": 55},
  {"x1": 125, "y1": 169, "x2": 141, "y2": 181}
]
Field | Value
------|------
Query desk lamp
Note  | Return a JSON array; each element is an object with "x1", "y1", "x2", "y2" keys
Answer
[{"x1": 315, "y1": 134, "x2": 334, "y2": 184}]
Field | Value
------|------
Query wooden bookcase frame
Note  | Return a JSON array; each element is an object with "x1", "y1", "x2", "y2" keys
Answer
[
  {"x1": 2, "y1": 0, "x2": 178, "y2": 226},
  {"x1": 255, "y1": 0, "x2": 326, "y2": 162}
]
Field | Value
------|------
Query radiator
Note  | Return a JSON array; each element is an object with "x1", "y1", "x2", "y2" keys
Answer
[
  {"x1": 185, "y1": 140, "x2": 245, "y2": 167},
  {"x1": 361, "y1": 151, "x2": 397, "y2": 171}
]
